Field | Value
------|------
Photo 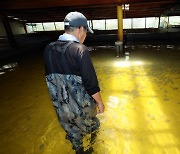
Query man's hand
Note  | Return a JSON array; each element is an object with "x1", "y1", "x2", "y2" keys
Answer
[
  {"x1": 92, "y1": 92, "x2": 105, "y2": 114},
  {"x1": 97, "y1": 102, "x2": 104, "y2": 114}
]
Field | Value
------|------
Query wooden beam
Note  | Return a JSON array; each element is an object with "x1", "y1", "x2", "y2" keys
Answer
[{"x1": 0, "y1": 0, "x2": 176, "y2": 10}]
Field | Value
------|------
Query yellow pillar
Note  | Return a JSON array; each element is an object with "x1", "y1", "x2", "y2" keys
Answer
[{"x1": 117, "y1": 5, "x2": 123, "y2": 41}]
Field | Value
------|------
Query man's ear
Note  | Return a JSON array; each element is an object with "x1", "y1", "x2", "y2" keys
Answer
[{"x1": 79, "y1": 26, "x2": 84, "y2": 32}]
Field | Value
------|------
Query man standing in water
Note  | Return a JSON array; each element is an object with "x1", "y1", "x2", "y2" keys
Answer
[{"x1": 44, "y1": 12, "x2": 104, "y2": 153}]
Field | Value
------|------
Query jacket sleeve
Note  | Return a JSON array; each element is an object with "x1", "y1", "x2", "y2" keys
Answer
[{"x1": 76, "y1": 46, "x2": 100, "y2": 95}]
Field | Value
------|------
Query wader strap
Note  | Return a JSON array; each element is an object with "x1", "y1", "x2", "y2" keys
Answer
[{"x1": 53, "y1": 41, "x2": 73, "y2": 54}]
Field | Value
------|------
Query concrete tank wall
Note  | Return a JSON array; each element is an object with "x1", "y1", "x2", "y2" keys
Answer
[{"x1": 10, "y1": 21, "x2": 26, "y2": 35}]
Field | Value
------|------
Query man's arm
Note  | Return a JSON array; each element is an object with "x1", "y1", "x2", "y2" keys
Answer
[
  {"x1": 92, "y1": 92, "x2": 104, "y2": 114},
  {"x1": 76, "y1": 46, "x2": 105, "y2": 113}
]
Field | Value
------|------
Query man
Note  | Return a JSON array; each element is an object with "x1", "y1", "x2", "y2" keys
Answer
[{"x1": 44, "y1": 12, "x2": 104, "y2": 153}]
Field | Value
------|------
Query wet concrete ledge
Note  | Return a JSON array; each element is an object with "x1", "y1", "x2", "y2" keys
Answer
[
  {"x1": 0, "y1": 34, "x2": 51, "y2": 65},
  {"x1": 0, "y1": 31, "x2": 180, "y2": 64}
]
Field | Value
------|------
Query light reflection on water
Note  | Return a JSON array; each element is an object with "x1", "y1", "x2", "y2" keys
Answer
[
  {"x1": 0, "y1": 62, "x2": 18, "y2": 75},
  {"x1": 93, "y1": 45, "x2": 180, "y2": 153},
  {"x1": 114, "y1": 61, "x2": 144, "y2": 67},
  {"x1": 166, "y1": 45, "x2": 175, "y2": 49},
  {"x1": 125, "y1": 52, "x2": 129, "y2": 61},
  {"x1": 124, "y1": 44, "x2": 180, "y2": 50},
  {"x1": 0, "y1": 72, "x2": 5, "y2": 75}
]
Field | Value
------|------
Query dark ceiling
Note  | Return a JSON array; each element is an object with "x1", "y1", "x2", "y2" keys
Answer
[{"x1": 0, "y1": 0, "x2": 179, "y2": 23}]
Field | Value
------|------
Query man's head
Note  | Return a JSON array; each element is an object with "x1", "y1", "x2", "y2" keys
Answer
[{"x1": 64, "y1": 12, "x2": 93, "y2": 43}]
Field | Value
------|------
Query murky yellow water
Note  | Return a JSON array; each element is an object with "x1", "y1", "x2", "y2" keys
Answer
[{"x1": 0, "y1": 45, "x2": 180, "y2": 154}]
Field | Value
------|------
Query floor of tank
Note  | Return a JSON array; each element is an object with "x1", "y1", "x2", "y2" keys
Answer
[{"x1": 0, "y1": 44, "x2": 180, "y2": 154}]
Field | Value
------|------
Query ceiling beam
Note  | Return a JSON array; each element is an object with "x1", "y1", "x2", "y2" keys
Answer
[
  {"x1": 0, "y1": 0, "x2": 176, "y2": 10},
  {"x1": 0, "y1": 0, "x2": 178, "y2": 23}
]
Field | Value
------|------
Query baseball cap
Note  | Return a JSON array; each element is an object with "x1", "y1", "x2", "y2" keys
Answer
[{"x1": 64, "y1": 11, "x2": 94, "y2": 34}]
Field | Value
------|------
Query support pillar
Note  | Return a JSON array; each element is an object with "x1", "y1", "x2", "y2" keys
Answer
[
  {"x1": 115, "y1": 5, "x2": 124, "y2": 57},
  {"x1": 158, "y1": 16, "x2": 160, "y2": 28},
  {"x1": 54, "y1": 22, "x2": 57, "y2": 31},
  {"x1": 91, "y1": 20, "x2": 93, "y2": 30},
  {"x1": 117, "y1": 5, "x2": 123, "y2": 41},
  {"x1": 167, "y1": 16, "x2": 169, "y2": 29},
  {"x1": 42, "y1": 23, "x2": 45, "y2": 31},
  {"x1": 23, "y1": 23, "x2": 28, "y2": 34}
]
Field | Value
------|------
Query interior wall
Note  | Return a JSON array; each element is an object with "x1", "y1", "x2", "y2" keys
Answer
[
  {"x1": 0, "y1": 21, "x2": 7, "y2": 36},
  {"x1": 10, "y1": 21, "x2": 26, "y2": 35}
]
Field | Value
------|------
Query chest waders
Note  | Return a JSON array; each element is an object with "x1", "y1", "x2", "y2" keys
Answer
[{"x1": 46, "y1": 41, "x2": 100, "y2": 151}]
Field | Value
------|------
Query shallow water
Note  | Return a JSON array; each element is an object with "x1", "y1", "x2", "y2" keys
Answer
[{"x1": 0, "y1": 45, "x2": 180, "y2": 154}]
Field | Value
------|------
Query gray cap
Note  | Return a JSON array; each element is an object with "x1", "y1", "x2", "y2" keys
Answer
[{"x1": 64, "y1": 11, "x2": 94, "y2": 34}]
